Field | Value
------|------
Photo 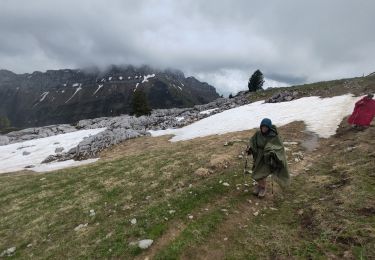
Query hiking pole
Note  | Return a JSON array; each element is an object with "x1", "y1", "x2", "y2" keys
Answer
[
  {"x1": 243, "y1": 154, "x2": 248, "y2": 183},
  {"x1": 243, "y1": 146, "x2": 253, "y2": 186}
]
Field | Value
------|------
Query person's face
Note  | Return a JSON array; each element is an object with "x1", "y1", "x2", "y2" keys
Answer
[{"x1": 261, "y1": 126, "x2": 269, "y2": 134}]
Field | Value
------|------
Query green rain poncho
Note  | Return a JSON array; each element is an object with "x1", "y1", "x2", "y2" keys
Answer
[{"x1": 249, "y1": 125, "x2": 290, "y2": 188}]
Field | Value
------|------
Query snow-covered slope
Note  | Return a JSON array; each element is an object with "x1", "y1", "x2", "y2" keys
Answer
[
  {"x1": 149, "y1": 94, "x2": 359, "y2": 141},
  {"x1": 0, "y1": 128, "x2": 106, "y2": 173}
]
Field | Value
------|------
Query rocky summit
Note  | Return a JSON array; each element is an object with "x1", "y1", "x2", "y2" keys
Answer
[{"x1": 0, "y1": 65, "x2": 219, "y2": 128}]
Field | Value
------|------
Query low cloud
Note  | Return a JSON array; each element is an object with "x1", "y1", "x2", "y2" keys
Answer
[{"x1": 1, "y1": 0, "x2": 374, "y2": 94}]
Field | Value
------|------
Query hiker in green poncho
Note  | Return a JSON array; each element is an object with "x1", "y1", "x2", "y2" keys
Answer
[{"x1": 246, "y1": 118, "x2": 290, "y2": 197}]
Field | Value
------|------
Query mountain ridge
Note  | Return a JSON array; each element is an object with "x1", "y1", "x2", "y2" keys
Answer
[{"x1": 0, "y1": 65, "x2": 219, "y2": 127}]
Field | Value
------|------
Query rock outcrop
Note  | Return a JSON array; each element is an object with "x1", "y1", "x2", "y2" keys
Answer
[{"x1": 265, "y1": 91, "x2": 299, "y2": 103}]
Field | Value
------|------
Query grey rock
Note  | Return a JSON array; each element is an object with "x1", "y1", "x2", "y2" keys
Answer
[
  {"x1": 22, "y1": 151, "x2": 31, "y2": 156},
  {"x1": 0, "y1": 247, "x2": 16, "y2": 257},
  {"x1": 0, "y1": 135, "x2": 9, "y2": 146},
  {"x1": 266, "y1": 91, "x2": 300, "y2": 103},
  {"x1": 6, "y1": 124, "x2": 77, "y2": 144},
  {"x1": 138, "y1": 239, "x2": 153, "y2": 249},
  {"x1": 55, "y1": 147, "x2": 64, "y2": 153}
]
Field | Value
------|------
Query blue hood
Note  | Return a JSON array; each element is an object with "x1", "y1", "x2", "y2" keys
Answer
[{"x1": 260, "y1": 118, "x2": 272, "y2": 129}]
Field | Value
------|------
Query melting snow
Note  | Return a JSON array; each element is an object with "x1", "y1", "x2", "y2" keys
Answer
[
  {"x1": 93, "y1": 84, "x2": 104, "y2": 95},
  {"x1": 108, "y1": 77, "x2": 112, "y2": 81},
  {"x1": 39, "y1": 92, "x2": 49, "y2": 102},
  {"x1": 119, "y1": 76, "x2": 123, "y2": 80},
  {"x1": 134, "y1": 83, "x2": 140, "y2": 92},
  {"x1": 128, "y1": 76, "x2": 131, "y2": 79},
  {"x1": 0, "y1": 128, "x2": 106, "y2": 173},
  {"x1": 150, "y1": 94, "x2": 359, "y2": 141},
  {"x1": 141, "y1": 74, "x2": 156, "y2": 83},
  {"x1": 72, "y1": 83, "x2": 80, "y2": 87},
  {"x1": 172, "y1": 84, "x2": 182, "y2": 91},
  {"x1": 65, "y1": 86, "x2": 82, "y2": 103}
]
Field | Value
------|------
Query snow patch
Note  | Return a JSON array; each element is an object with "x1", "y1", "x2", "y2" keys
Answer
[
  {"x1": 141, "y1": 74, "x2": 156, "y2": 83},
  {"x1": 39, "y1": 92, "x2": 49, "y2": 102},
  {"x1": 65, "y1": 86, "x2": 82, "y2": 103},
  {"x1": 199, "y1": 108, "x2": 218, "y2": 115},
  {"x1": 150, "y1": 94, "x2": 358, "y2": 141},
  {"x1": 93, "y1": 84, "x2": 104, "y2": 95},
  {"x1": 72, "y1": 83, "x2": 80, "y2": 87},
  {"x1": 175, "y1": 117, "x2": 185, "y2": 122},
  {"x1": 0, "y1": 128, "x2": 106, "y2": 173},
  {"x1": 108, "y1": 77, "x2": 112, "y2": 81},
  {"x1": 119, "y1": 76, "x2": 123, "y2": 80},
  {"x1": 172, "y1": 84, "x2": 182, "y2": 91},
  {"x1": 134, "y1": 83, "x2": 140, "y2": 92}
]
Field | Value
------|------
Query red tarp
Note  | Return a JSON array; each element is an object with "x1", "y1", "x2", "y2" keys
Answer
[{"x1": 348, "y1": 96, "x2": 375, "y2": 126}]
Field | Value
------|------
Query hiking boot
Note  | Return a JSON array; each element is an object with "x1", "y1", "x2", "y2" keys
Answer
[{"x1": 258, "y1": 187, "x2": 266, "y2": 198}]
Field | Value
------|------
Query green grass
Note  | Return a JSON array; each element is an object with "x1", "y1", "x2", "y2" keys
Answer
[
  {"x1": 0, "y1": 133, "x2": 247, "y2": 259},
  {"x1": 0, "y1": 116, "x2": 374, "y2": 259},
  {"x1": 216, "y1": 127, "x2": 375, "y2": 259}
]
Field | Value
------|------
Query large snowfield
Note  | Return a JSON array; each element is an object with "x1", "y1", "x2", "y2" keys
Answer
[
  {"x1": 0, "y1": 128, "x2": 106, "y2": 174},
  {"x1": 150, "y1": 94, "x2": 359, "y2": 141}
]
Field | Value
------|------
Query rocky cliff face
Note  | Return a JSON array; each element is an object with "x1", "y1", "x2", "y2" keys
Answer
[{"x1": 0, "y1": 65, "x2": 219, "y2": 127}]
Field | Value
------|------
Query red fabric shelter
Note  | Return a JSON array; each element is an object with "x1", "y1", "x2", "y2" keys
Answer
[{"x1": 348, "y1": 96, "x2": 375, "y2": 126}]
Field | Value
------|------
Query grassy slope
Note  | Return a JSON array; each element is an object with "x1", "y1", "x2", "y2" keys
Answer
[
  {"x1": 0, "y1": 76, "x2": 374, "y2": 259},
  {"x1": 248, "y1": 74, "x2": 375, "y2": 102}
]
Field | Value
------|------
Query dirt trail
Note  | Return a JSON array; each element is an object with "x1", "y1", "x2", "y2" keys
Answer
[{"x1": 180, "y1": 123, "x2": 322, "y2": 259}]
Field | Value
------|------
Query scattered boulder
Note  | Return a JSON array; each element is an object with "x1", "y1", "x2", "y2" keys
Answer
[
  {"x1": 266, "y1": 91, "x2": 299, "y2": 103},
  {"x1": 138, "y1": 239, "x2": 153, "y2": 249},
  {"x1": 292, "y1": 151, "x2": 304, "y2": 162},
  {"x1": 0, "y1": 247, "x2": 16, "y2": 257},
  {"x1": 89, "y1": 209, "x2": 96, "y2": 217},
  {"x1": 55, "y1": 147, "x2": 64, "y2": 153},
  {"x1": 22, "y1": 151, "x2": 30, "y2": 156},
  {"x1": 74, "y1": 223, "x2": 88, "y2": 232},
  {"x1": 0, "y1": 135, "x2": 9, "y2": 146}
]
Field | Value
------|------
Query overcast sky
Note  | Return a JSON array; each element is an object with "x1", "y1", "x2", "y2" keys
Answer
[{"x1": 1, "y1": 0, "x2": 374, "y2": 95}]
